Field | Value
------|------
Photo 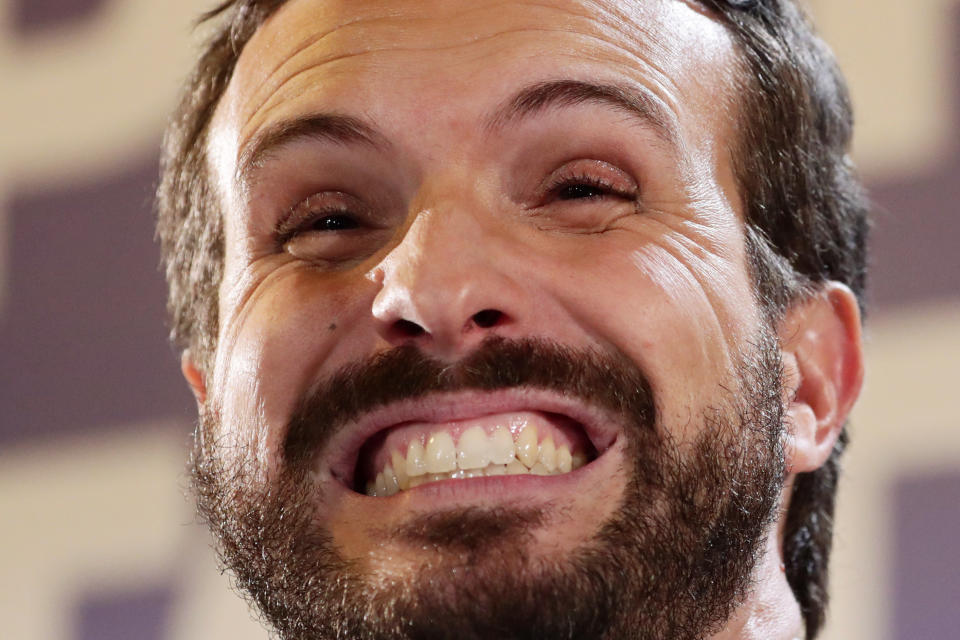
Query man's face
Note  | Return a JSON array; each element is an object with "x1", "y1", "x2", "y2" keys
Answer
[{"x1": 198, "y1": 0, "x2": 787, "y2": 637}]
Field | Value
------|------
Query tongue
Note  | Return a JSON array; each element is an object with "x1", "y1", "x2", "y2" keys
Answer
[{"x1": 358, "y1": 411, "x2": 593, "y2": 493}]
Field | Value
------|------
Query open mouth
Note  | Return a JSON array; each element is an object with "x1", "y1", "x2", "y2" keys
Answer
[{"x1": 354, "y1": 410, "x2": 598, "y2": 496}]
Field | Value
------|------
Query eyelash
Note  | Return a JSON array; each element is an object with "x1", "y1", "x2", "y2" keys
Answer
[
  {"x1": 545, "y1": 172, "x2": 637, "y2": 202},
  {"x1": 277, "y1": 200, "x2": 364, "y2": 244},
  {"x1": 278, "y1": 167, "x2": 638, "y2": 243}
]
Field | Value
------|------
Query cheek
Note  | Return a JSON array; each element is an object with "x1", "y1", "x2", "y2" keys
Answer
[
  {"x1": 206, "y1": 319, "x2": 275, "y2": 478},
  {"x1": 212, "y1": 267, "x2": 379, "y2": 471},
  {"x1": 630, "y1": 245, "x2": 711, "y2": 332},
  {"x1": 629, "y1": 231, "x2": 756, "y2": 348},
  {"x1": 544, "y1": 230, "x2": 759, "y2": 439}
]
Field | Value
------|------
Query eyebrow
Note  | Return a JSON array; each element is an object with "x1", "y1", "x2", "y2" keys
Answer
[
  {"x1": 486, "y1": 79, "x2": 679, "y2": 148},
  {"x1": 236, "y1": 113, "x2": 390, "y2": 188},
  {"x1": 236, "y1": 79, "x2": 678, "y2": 188}
]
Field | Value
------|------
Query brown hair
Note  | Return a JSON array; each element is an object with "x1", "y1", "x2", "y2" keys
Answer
[
  {"x1": 156, "y1": 1, "x2": 868, "y2": 637},
  {"x1": 699, "y1": 3, "x2": 868, "y2": 636}
]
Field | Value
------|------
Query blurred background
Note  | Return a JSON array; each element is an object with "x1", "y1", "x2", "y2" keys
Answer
[{"x1": 0, "y1": 0, "x2": 957, "y2": 638}]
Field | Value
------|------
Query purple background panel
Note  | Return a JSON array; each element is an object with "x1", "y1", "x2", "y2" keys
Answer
[
  {"x1": 0, "y1": 155, "x2": 194, "y2": 447},
  {"x1": 75, "y1": 583, "x2": 174, "y2": 640},
  {"x1": 12, "y1": 0, "x2": 108, "y2": 35},
  {"x1": 892, "y1": 472, "x2": 960, "y2": 640},
  {"x1": 867, "y1": 5, "x2": 960, "y2": 310}
]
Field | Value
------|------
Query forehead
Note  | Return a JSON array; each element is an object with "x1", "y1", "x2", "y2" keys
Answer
[{"x1": 211, "y1": 0, "x2": 739, "y2": 169}]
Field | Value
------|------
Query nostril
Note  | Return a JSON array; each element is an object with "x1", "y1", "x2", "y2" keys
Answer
[
  {"x1": 471, "y1": 309, "x2": 504, "y2": 329},
  {"x1": 394, "y1": 319, "x2": 426, "y2": 337}
]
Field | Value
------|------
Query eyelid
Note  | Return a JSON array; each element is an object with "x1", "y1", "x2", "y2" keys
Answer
[
  {"x1": 540, "y1": 159, "x2": 640, "y2": 201},
  {"x1": 546, "y1": 173, "x2": 622, "y2": 196}
]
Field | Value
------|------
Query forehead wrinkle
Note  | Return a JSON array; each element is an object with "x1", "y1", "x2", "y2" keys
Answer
[
  {"x1": 224, "y1": 0, "x2": 733, "y2": 197},
  {"x1": 236, "y1": 12, "x2": 408, "y2": 133},
  {"x1": 239, "y1": 24, "x2": 683, "y2": 150},
  {"x1": 233, "y1": 0, "x2": 686, "y2": 133},
  {"x1": 236, "y1": 27, "x2": 553, "y2": 145},
  {"x1": 531, "y1": 0, "x2": 688, "y2": 91}
]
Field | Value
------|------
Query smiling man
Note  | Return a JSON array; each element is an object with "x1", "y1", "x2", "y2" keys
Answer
[{"x1": 156, "y1": 0, "x2": 867, "y2": 638}]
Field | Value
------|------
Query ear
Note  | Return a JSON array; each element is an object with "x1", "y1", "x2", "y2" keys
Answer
[
  {"x1": 779, "y1": 282, "x2": 864, "y2": 473},
  {"x1": 181, "y1": 350, "x2": 208, "y2": 406}
]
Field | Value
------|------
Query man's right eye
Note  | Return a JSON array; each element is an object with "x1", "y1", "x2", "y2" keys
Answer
[
  {"x1": 275, "y1": 192, "x2": 393, "y2": 266},
  {"x1": 276, "y1": 191, "x2": 368, "y2": 241}
]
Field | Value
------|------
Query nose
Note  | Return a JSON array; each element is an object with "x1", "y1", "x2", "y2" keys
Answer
[{"x1": 369, "y1": 204, "x2": 526, "y2": 357}]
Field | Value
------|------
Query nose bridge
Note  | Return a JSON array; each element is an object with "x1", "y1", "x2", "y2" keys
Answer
[
  {"x1": 370, "y1": 188, "x2": 521, "y2": 352},
  {"x1": 414, "y1": 193, "x2": 489, "y2": 264},
  {"x1": 389, "y1": 188, "x2": 491, "y2": 282}
]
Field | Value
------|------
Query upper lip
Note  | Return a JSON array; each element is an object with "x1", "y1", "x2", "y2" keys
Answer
[{"x1": 320, "y1": 388, "x2": 622, "y2": 490}]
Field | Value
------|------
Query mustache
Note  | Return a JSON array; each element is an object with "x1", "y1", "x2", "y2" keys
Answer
[{"x1": 283, "y1": 336, "x2": 656, "y2": 470}]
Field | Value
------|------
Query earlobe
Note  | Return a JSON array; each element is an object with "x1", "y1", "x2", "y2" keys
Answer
[
  {"x1": 181, "y1": 350, "x2": 208, "y2": 406},
  {"x1": 779, "y1": 282, "x2": 864, "y2": 473}
]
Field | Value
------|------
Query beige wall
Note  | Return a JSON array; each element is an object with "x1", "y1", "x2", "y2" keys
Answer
[
  {"x1": 812, "y1": 2, "x2": 960, "y2": 636},
  {"x1": 812, "y1": 0, "x2": 960, "y2": 179},
  {"x1": 825, "y1": 302, "x2": 960, "y2": 640}
]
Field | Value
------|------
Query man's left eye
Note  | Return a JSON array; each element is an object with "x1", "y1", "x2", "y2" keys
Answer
[
  {"x1": 309, "y1": 212, "x2": 360, "y2": 232},
  {"x1": 540, "y1": 161, "x2": 639, "y2": 206},
  {"x1": 526, "y1": 161, "x2": 641, "y2": 233},
  {"x1": 554, "y1": 180, "x2": 616, "y2": 201}
]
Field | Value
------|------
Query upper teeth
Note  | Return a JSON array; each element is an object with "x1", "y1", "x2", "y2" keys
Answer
[{"x1": 366, "y1": 423, "x2": 588, "y2": 497}]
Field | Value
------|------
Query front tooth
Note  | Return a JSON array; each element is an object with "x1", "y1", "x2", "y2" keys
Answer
[
  {"x1": 485, "y1": 464, "x2": 507, "y2": 476},
  {"x1": 505, "y1": 459, "x2": 528, "y2": 475},
  {"x1": 557, "y1": 445, "x2": 573, "y2": 473},
  {"x1": 530, "y1": 462, "x2": 550, "y2": 476},
  {"x1": 516, "y1": 424, "x2": 539, "y2": 468},
  {"x1": 407, "y1": 440, "x2": 428, "y2": 476},
  {"x1": 490, "y1": 426, "x2": 515, "y2": 464},
  {"x1": 457, "y1": 426, "x2": 491, "y2": 470},
  {"x1": 391, "y1": 450, "x2": 409, "y2": 489},
  {"x1": 539, "y1": 436, "x2": 557, "y2": 472},
  {"x1": 425, "y1": 432, "x2": 457, "y2": 473}
]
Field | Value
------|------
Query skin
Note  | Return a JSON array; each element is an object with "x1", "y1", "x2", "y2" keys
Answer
[{"x1": 184, "y1": 0, "x2": 865, "y2": 637}]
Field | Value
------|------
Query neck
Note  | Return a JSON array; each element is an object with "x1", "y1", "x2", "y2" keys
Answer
[{"x1": 708, "y1": 529, "x2": 805, "y2": 640}]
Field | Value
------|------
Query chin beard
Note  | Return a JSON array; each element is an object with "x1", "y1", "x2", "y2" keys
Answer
[{"x1": 191, "y1": 332, "x2": 786, "y2": 640}]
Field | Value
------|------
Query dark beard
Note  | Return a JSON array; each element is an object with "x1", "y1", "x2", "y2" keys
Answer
[{"x1": 191, "y1": 334, "x2": 785, "y2": 640}]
